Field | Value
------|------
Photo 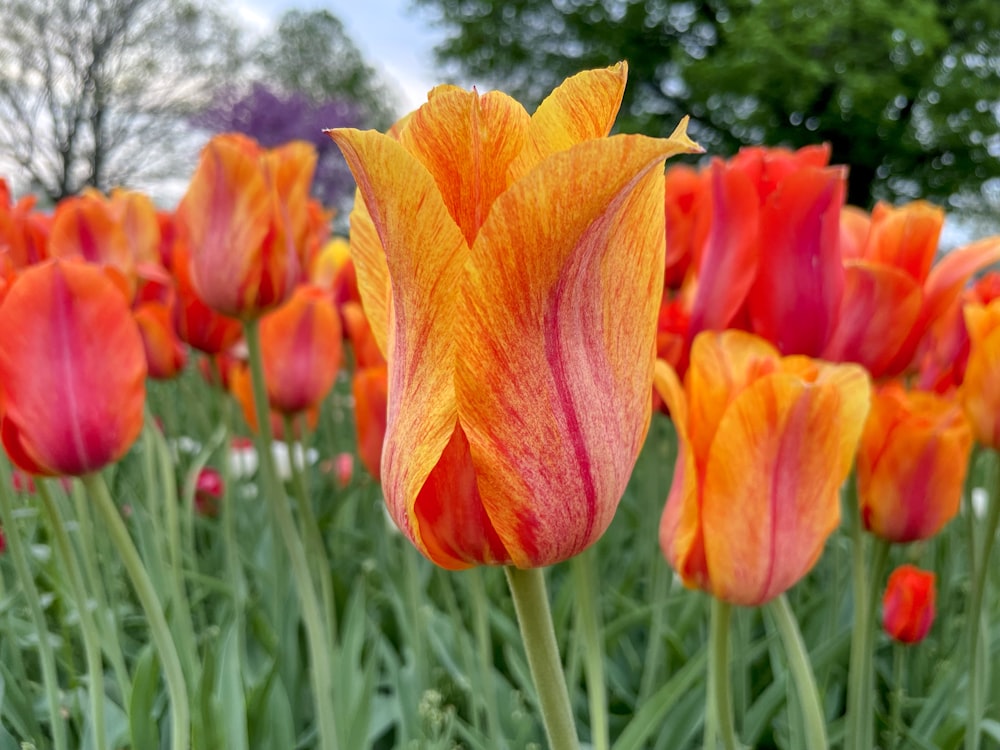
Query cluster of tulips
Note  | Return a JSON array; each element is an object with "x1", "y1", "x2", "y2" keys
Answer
[{"x1": 1, "y1": 61, "x2": 1000, "y2": 749}]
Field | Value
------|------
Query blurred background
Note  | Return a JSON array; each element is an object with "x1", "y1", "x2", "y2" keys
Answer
[{"x1": 1, "y1": 0, "x2": 998, "y2": 236}]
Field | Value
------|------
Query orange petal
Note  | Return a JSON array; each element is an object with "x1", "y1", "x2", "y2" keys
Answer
[
  {"x1": 179, "y1": 135, "x2": 271, "y2": 317},
  {"x1": 0, "y1": 260, "x2": 147, "y2": 476},
  {"x1": 748, "y1": 166, "x2": 846, "y2": 356},
  {"x1": 329, "y1": 127, "x2": 469, "y2": 558},
  {"x1": 455, "y1": 131, "x2": 700, "y2": 567},
  {"x1": 260, "y1": 285, "x2": 342, "y2": 414},
  {"x1": 510, "y1": 63, "x2": 628, "y2": 181},
  {"x1": 858, "y1": 384, "x2": 971, "y2": 542},
  {"x1": 352, "y1": 365, "x2": 388, "y2": 482},
  {"x1": 822, "y1": 261, "x2": 923, "y2": 375},
  {"x1": 701, "y1": 363, "x2": 869, "y2": 605},
  {"x1": 654, "y1": 359, "x2": 709, "y2": 590},
  {"x1": 864, "y1": 201, "x2": 943, "y2": 284},
  {"x1": 399, "y1": 87, "x2": 530, "y2": 246},
  {"x1": 961, "y1": 301, "x2": 1000, "y2": 448}
]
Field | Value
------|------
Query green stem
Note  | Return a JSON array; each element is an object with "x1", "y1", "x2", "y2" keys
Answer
[
  {"x1": 71, "y1": 481, "x2": 131, "y2": 702},
  {"x1": 889, "y1": 643, "x2": 904, "y2": 750},
  {"x1": 706, "y1": 597, "x2": 739, "y2": 750},
  {"x1": 571, "y1": 548, "x2": 609, "y2": 750},
  {"x1": 766, "y1": 594, "x2": 828, "y2": 750},
  {"x1": 504, "y1": 566, "x2": 579, "y2": 750},
  {"x1": 245, "y1": 319, "x2": 340, "y2": 750},
  {"x1": 846, "y1": 484, "x2": 890, "y2": 750},
  {"x1": 965, "y1": 450, "x2": 1000, "y2": 750},
  {"x1": 0, "y1": 465, "x2": 68, "y2": 750},
  {"x1": 38, "y1": 481, "x2": 106, "y2": 750},
  {"x1": 84, "y1": 472, "x2": 190, "y2": 750},
  {"x1": 283, "y1": 413, "x2": 338, "y2": 647}
]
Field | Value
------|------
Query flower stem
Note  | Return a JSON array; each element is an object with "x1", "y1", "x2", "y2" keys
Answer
[
  {"x1": 245, "y1": 319, "x2": 340, "y2": 750},
  {"x1": 83, "y1": 472, "x2": 189, "y2": 750},
  {"x1": 571, "y1": 548, "x2": 609, "y2": 750},
  {"x1": 707, "y1": 597, "x2": 739, "y2": 750},
  {"x1": 846, "y1": 483, "x2": 890, "y2": 750},
  {"x1": 504, "y1": 566, "x2": 579, "y2": 750},
  {"x1": 965, "y1": 449, "x2": 1000, "y2": 750},
  {"x1": 38, "y1": 480, "x2": 106, "y2": 750},
  {"x1": 889, "y1": 643, "x2": 904, "y2": 750},
  {"x1": 0, "y1": 463, "x2": 68, "y2": 750},
  {"x1": 766, "y1": 594, "x2": 828, "y2": 750}
]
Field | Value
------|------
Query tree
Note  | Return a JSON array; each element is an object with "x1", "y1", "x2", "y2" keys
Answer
[
  {"x1": 415, "y1": 0, "x2": 1000, "y2": 208},
  {"x1": 192, "y1": 83, "x2": 364, "y2": 211},
  {"x1": 255, "y1": 10, "x2": 400, "y2": 131},
  {"x1": 0, "y1": 0, "x2": 244, "y2": 204}
]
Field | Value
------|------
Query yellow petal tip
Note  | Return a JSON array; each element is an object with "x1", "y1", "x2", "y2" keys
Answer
[{"x1": 669, "y1": 116, "x2": 704, "y2": 155}]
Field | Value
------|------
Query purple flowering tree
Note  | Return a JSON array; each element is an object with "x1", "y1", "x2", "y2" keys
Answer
[{"x1": 193, "y1": 83, "x2": 364, "y2": 212}]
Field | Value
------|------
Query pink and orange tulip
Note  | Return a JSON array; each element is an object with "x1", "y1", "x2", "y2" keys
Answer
[
  {"x1": 656, "y1": 330, "x2": 870, "y2": 606},
  {"x1": 330, "y1": 64, "x2": 701, "y2": 569},
  {"x1": 178, "y1": 133, "x2": 318, "y2": 319},
  {"x1": 856, "y1": 382, "x2": 972, "y2": 543},
  {"x1": 0, "y1": 260, "x2": 146, "y2": 476},
  {"x1": 257, "y1": 284, "x2": 342, "y2": 415},
  {"x1": 882, "y1": 565, "x2": 936, "y2": 644}
]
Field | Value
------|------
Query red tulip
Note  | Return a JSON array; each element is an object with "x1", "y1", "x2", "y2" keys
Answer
[
  {"x1": 882, "y1": 565, "x2": 936, "y2": 644},
  {"x1": 0, "y1": 260, "x2": 146, "y2": 476},
  {"x1": 194, "y1": 467, "x2": 224, "y2": 517}
]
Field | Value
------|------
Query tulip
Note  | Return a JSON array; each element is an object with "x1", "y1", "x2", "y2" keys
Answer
[
  {"x1": 258, "y1": 284, "x2": 342, "y2": 415},
  {"x1": 134, "y1": 301, "x2": 188, "y2": 379},
  {"x1": 656, "y1": 330, "x2": 870, "y2": 606},
  {"x1": 329, "y1": 64, "x2": 700, "y2": 569},
  {"x1": 882, "y1": 565, "x2": 936, "y2": 644},
  {"x1": 177, "y1": 133, "x2": 317, "y2": 318},
  {"x1": 960, "y1": 299, "x2": 1000, "y2": 450},
  {"x1": 229, "y1": 361, "x2": 319, "y2": 440},
  {"x1": 0, "y1": 260, "x2": 146, "y2": 476},
  {"x1": 824, "y1": 202, "x2": 1000, "y2": 377},
  {"x1": 48, "y1": 192, "x2": 135, "y2": 295},
  {"x1": 857, "y1": 382, "x2": 972, "y2": 542},
  {"x1": 170, "y1": 244, "x2": 243, "y2": 355},
  {"x1": 352, "y1": 365, "x2": 388, "y2": 482},
  {"x1": 194, "y1": 467, "x2": 224, "y2": 517}
]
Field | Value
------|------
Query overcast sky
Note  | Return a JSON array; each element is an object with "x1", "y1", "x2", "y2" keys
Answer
[{"x1": 233, "y1": 0, "x2": 446, "y2": 112}]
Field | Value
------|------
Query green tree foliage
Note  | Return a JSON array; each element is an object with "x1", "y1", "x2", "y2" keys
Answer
[
  {"x1": 255, "y1": 10, "x2": 400, "y2": 131},
  {"x1": 0, "y1": 0, "x2": 244, "y2": 203},
  {"x1": 415, "y1": 0, "x2": 1000, "y2": 207}
]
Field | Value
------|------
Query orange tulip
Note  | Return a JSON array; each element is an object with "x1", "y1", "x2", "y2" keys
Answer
[
  {"x1": 330, "y1": 64, "x2": 702, "y2": 569},
  {"x1": 0, "y1": 260, "x2": 146, "y2": 476},
  {"x1": 882, "y1": 565, "x2": 936, "y2": 644},
  {"x1": 656, "y1": 330, "x2": 870, "y2": 606},
  {"x1": 258, "y1": 284, "x2": 342, "y2": 415},
  {"x1": 177, "y1": 133, "x2": 317, "y2": 318},
  {"x1": 960, "y1": 299, "x2": 1000, "y2": 449},
  {"x1": 857, "y1": 382, "x2": 972, "y2": 542},
  {"x1": 134, "y1": 300, "x2": 188, "y2": 380},
  {"x1": 229, "y1": 361, "x2": 319, "y2": 440},
  {"x1": 824, "y1": 202, "x2": 1000, "y2": 377},
  {"x1": 48, "y1": 192, "x2": 135, "y2": 295},
  {"x1": 170, "y1": 244, "x2": 243, "y2": 355}
]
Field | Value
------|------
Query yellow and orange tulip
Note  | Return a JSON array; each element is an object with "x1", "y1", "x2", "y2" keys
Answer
[
  {"x1": 0, "y1": 260, "x2": 146, "y2": 476},
  {"x1": 656, "y1": 330, "x2": 870, "y2": 606},
  {"x1": 960, "y1": 299, "x2": 1000, "y2": 450},
  {"x1": 856, "y1": 382, "x2": 972, "y2": 542},
  {"x1": 178, "y1": 133, "x2": 317, "y2": 318},
  {"x1": 330, "y1": 64, "x2": 701, "y2": 569}
]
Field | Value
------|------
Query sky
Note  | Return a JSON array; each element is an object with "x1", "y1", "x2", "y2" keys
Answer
[{"x1": 234, "y1": 0, "x2": 447, "y2": 112}]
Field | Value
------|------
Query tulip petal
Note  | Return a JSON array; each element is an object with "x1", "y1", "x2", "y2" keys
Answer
[
  {"x1": 179, "y1": 136, "x2": 271, "y2": 316},
  {"x1": 399, "y1": 87, "x2": 530, "y2": 246},
  {"x1": 822, "y1": 261, "x2": 923, "y2": 375},
  {"x1": 346, "y1": 192, "x2": 390, "y2": 357},
  {"x1": 961, "y1": 302, "x2": 1000, "y2": 448},
  {"x1": 510, "y1": 63, "x2": 628, "y2": 181},
  {"x1": 455, "y1": 132, "x2": 699, "y2": 567},
  {"x1": 702, "y1": 364, "x2": 869, "y2": 605},
  {"x1": 330, "y1": 128, "x2": 469, "y2": 555},
  {"x1": 653, "y1": 359, "x2": 709, "y2": 590},
  {"x1": 748, "y1": 166, "x2": 846, "y2": 356},
  {"x1": 0, "y1": 261, "x2": 146, "y2": 476}
]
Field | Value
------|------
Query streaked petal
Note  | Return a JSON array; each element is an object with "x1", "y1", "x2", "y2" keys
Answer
[
  {"x1": 329, "y1": 127, "x2": 469, "y2": 552},
  {"x1": 702, "y1": 364, "x2": 868, "y2": 605},
  {"x1": 399, "y1": 87, "x2": 530, "y2": 246},
  {"x1": 345, "y1": 192, "x2": 390, "y2": 357},
  {"x1": 455, "y1": 132, "x2": 700, "y2": 567},
  {"x1": 510, "y1": 62, "x2": 628, "y2": 181}
]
